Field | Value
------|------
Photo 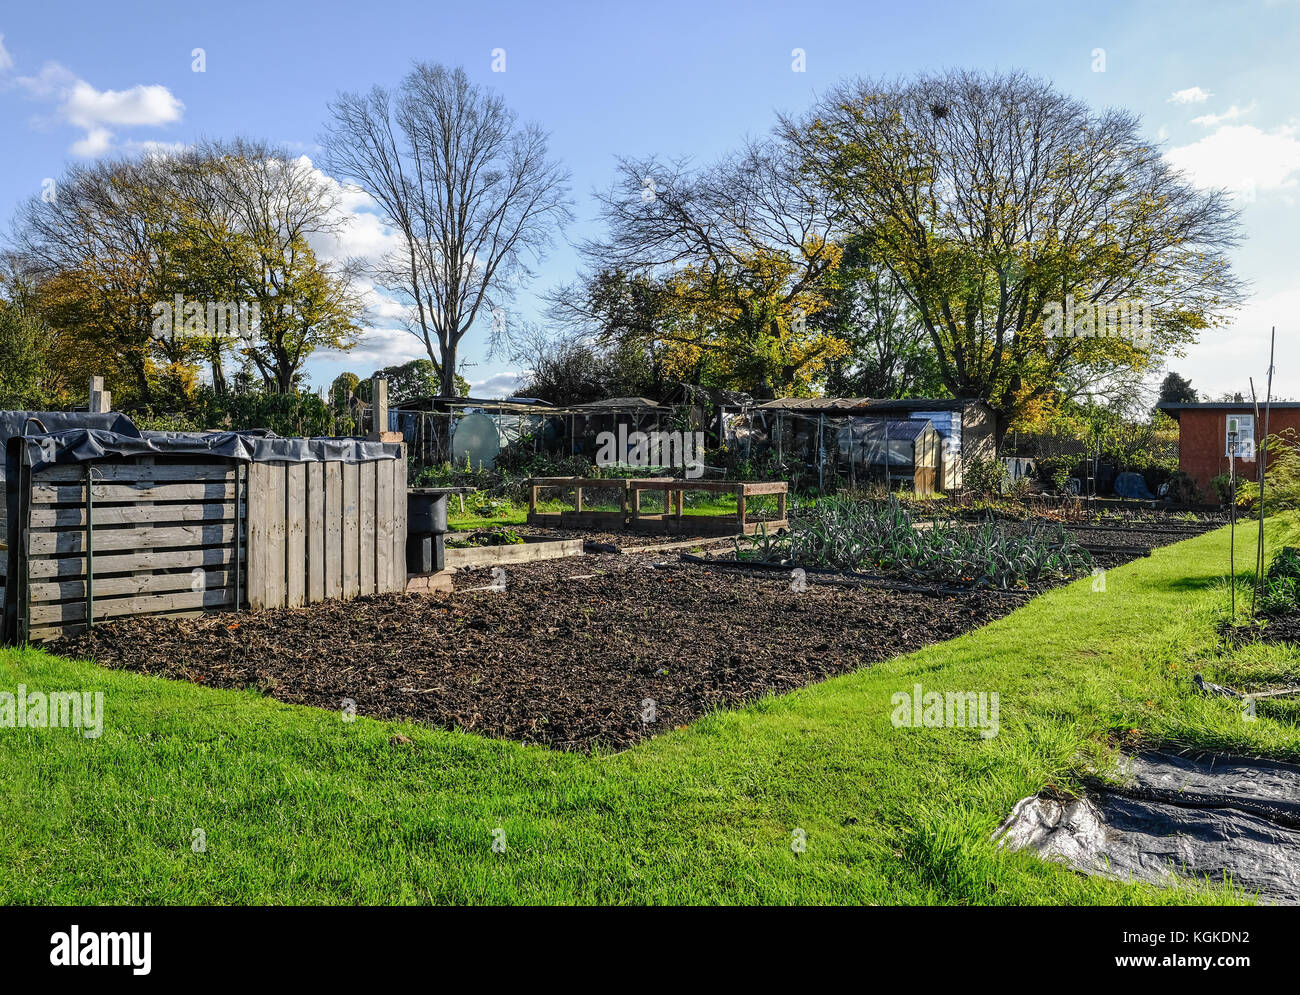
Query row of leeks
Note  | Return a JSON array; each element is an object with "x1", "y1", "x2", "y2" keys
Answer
[{"x1": 734, "y1": 497, "x2": 1093, "y2": 590}]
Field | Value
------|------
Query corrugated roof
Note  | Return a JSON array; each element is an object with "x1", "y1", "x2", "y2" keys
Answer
[
  {"x1": 571, "y1": 397, "x2": 667, "y2": 409},
  {"x1": 750, "y1": 396, "x2": 988, "y2": 413}
]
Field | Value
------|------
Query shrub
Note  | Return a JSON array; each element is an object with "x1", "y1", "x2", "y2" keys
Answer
[
  {"x1": 1160, "y1": 469, "x2": 1199, "y2": 504},
  {"x1": 964, "y1": 453, "x2": 1007, "y2": 496}
]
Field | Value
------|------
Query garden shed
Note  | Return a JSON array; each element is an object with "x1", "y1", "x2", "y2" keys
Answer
[{"x1": 720, "y1": 396, "x2": 977, "y2": 493}]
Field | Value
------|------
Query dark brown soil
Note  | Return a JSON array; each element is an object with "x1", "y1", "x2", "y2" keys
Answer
[{"x1": 52, "y1": 555, "x2": 1021, "y2": 753}]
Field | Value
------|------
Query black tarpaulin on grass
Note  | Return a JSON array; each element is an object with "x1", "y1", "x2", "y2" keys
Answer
[{"x1": 995, "y1": 750, "x2": 1300, "y2": 904}]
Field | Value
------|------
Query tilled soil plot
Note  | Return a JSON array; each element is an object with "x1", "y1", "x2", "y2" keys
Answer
[{"x1": 52, "y1": 557, "x2": 1020, "y2": 752}]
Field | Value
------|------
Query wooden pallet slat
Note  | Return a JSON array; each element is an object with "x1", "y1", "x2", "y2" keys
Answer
[
  {"x1": 375, "y1": 457, "x2": 392, "y2": 594},
  {"x1": 359, "y1": 460, "x2": 376, "y2": 596},
  {"x1": 324, "y1": 462, "x2": 343, "y2": 601},
  {"x1": 29, "y1": 586, "x2": 235, "y2": 625},
  {"x1": 342, "y1": 462, "x2": 359, "y2": 599},
  {"x1": 29, "y1": 502, "x2": 236, "y2": 529},
  {"x1": 27, "y1": 523, "x2": 240, "y2": 556},
  {"x1": 285, "y1": 463, "x2": 307, "y2": 608},
  {"x1": 39, "y1": 463, "x2": 236, "y2": 483},
  {"x1": 29, "y1": 568, "x2": 237, "y2": 604},
  {"x1": 26, "y1": 545, "x2": 240, "y2": 580},
  {"x1": 307, "y1": 462, "x2": 324, "y2": 603},
  {"x1": 31, "y1": 481, "x2": 237, "y2": 504},
  {"x1": 264, "y1": 462, "x2": 286, "y2": 609},
  {"x1": 391, "y1": 451, "x2": 406, "y2": 594}
]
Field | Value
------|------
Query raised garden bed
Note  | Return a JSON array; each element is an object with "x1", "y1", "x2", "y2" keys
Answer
[{"x1": 442, "y1": 531, "x2": 583, "y2": 569}]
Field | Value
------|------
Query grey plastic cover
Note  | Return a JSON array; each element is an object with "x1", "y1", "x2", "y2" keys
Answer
[{"x1": 995, "y1": 750, "x2": 1300, "y2": 904}]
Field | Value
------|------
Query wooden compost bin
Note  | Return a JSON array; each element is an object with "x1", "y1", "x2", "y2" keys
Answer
[
  {"x1": 14, "y1": 457, "x2": 246, "y2": 642},
  {"x1": 10, "y1": 447, "x2": 406, "y2": 642}
]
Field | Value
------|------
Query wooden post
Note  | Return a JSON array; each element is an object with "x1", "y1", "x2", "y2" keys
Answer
[
  {"x1": 369, "y1": 377, "x2": 388, "y2": 441},
  {"x1": 88, "y1": 376, "x2": 111, "y2": 413},
  {"x1": 737, "y1": 484, "x2": 747, "y2": 529}
]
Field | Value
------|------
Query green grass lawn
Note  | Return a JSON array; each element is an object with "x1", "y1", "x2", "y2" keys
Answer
[{"x1": 2, "y1": 523, "x2": 1297, "y2": 904}]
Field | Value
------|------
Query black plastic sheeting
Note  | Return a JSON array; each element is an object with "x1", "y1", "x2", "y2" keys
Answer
[
  {"x1": 0, "y1": 410, "x2": 138, "y2": 491},
  {"x1": 18, "y1": 427, "x2": 399, "y2": 475},
  {"x1": 995, "y1": 751, "x2": 1300, "y2": 904}
]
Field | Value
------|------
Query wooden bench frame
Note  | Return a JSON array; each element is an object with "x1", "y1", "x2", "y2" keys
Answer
[{"x1": 526, "y1": 477, "x2": 787, "y2": 536}]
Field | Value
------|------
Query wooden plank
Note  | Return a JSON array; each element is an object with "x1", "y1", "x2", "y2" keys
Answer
[
  {"x1": 29, "y1": 502, "x2": 236, "y2": 529},
  {"x1": 246, "y1": 463, "x2": 266, "y2": 610},
  {"x1": 739, "y1": 481, "x2": 789, "y2": 496},
  {"x1": 28, "y1": 523, "x2": 239, "y2": 555},
  {"x1": 374, "y1": 459, "x2": 391, "y2": 594},
  {"x1": 32, "y1": 481, "x2": 236, "y2": 503},
  {"x1": 26, "y1": 545, "x2": 239, "y2": 580},
  {"x1": 38, "y1": 464, "x2": 236, "y2": 483},
  {"x1": 29, "y1": 607, "x2": 210, "y2": 643},
  {"x1": 265, "y1": 462, "x2": 287, "y2": 609},
  {"x1": 29, "y1": 587, "x2": 235, "y2": 625},
  {"x1": 285, "y1": 463, "x2": 307, "y2": 607},
  {"x1": 30, "y1": 569, "x2": 235, "y2": 604},
  {"x1": 359, "y1": 460, "x2": 376, "y2": 595},
  {"x1": 324, "y1": 463, "x2": 343, "y2": 601},
  {"x1": 444, "y1": 538, "x2": 583, "y2": 569},
  {"x1": 307, "y1": 462, "x2": 324, "y2": 603},
  {"x1": 392, "y1": 452, "x2": 406, "y2": 594},
  {"x1": 342, "y1": 462, "x2": 359, "y2": 599}
]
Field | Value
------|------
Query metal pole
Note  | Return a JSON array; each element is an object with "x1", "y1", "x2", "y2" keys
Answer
[
  {"x1": 1259, "y1": 328, "x2": 1276, "y2": 591},
  {"x1": 1228, "y1": 422, "x2": 1238, "y2": 620},
  {"x1": 818, "y1": 413, "x2": 825, "y2": 492}
]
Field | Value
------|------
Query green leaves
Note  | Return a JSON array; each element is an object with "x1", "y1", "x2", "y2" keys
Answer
[{"x1": 754, "y1": 497, "x2": 1092, "y2": 589}]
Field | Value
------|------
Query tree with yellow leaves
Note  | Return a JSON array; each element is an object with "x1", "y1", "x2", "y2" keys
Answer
[
  {"x1": 783, "y1": 70, "x2": 1244, "y2": 438},
  {"x1": 568, "y1": 138, "x2": 850, "y2": 396}
]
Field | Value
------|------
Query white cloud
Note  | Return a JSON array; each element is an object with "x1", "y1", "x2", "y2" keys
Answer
[
  {"x1": 63, "y1": 79, "x2": 182, "y2": 128},
  {"x1": 13, "y1": 57, "x2": 183, "y2": 156},
  {"x1": 1191, "y1": 102, "x2": 1255, "y2": 127},
  {"x1": 1165, "y1": 123, "x2": 1300, "y2": 198},
  {"x1": 472, "y1": 372, "x2": 525, "y2": 398},
  {"x1": 69, "y1": 127, "x2": 113, "y2": 157},
  {"x1": 1178, "y1": 287, "x2": 1300, "y2": 398},
  {"x1": 0, "y1": 34, "x2": 14, "y2": 72},
  {"x1": 317, "y1": 326, "x2": 426, "y2": 369},
  {"x1": 1168, "y1": 86, "x2": 1213, "y2": 104}
]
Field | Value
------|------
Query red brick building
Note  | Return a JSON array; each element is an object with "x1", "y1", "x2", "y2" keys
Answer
[{"x1": 1159, "y1": 401, "x2": 1300, "y2": 503}]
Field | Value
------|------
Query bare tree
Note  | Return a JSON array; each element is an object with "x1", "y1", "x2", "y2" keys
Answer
[{"x1": 321, "y1": 64, "x2": 572, "y2": 401}]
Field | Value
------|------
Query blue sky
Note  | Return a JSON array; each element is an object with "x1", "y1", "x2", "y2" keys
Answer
[{"x1": 2, "y1": 0, "x2": 1298, "y2": 400}]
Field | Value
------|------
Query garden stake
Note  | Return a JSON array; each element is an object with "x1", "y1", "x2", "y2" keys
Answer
[{"x1": 1228, "y1": 419, "x2": 1237, "y2": 620}]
